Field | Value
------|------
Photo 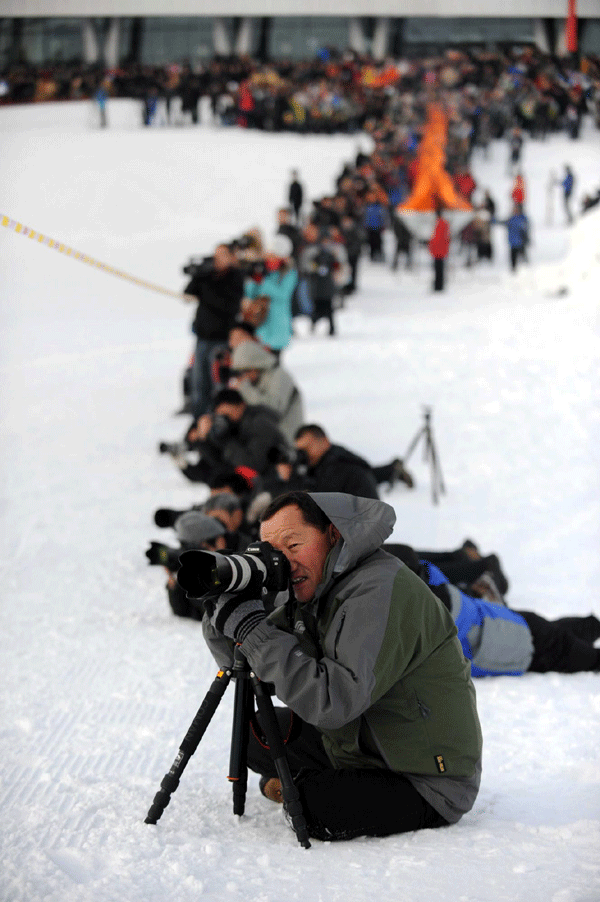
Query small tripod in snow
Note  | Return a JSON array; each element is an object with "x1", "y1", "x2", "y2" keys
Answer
[
  {"x1": 144, "y1": 644, "x2": 311, "y2": 848},
  {"x1": 403, "y1": 406, "x2": 446, "y2": 505}
]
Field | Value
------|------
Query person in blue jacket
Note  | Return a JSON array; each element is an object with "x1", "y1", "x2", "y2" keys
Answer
[
  {"x1": 561, "y1": 165, "x2": 575, "y2": 224},
  {"x1": 243, "y1": 236, "x2": 298, "y2": 358},
  {"x1": 423, "y1": 559, "x2": 600, "y2": 676},
  {"x1": 498, "y1": 203, "x2": 530, "y2": 272},
  {"x1": 385, "y1": 545, "x2": 600, "y2": 676}
]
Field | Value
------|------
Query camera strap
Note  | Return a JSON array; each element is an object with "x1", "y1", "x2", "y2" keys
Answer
[{"x1": 250, "y1": 707, "x2": 297, "y2": 751}]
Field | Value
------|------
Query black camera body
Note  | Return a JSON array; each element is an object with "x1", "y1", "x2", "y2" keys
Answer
[
  {"x1": 158, "y1": 439, "x2": 191, "y2": 457},
  {"x1": 182, "y1": 255, "x2": 215, "y2": 278},
  {"x1": 146, "y1": 542, "x2": 184, "y2": 571},
  {"x1": 177, "y1": 542, "x2": 290, "y2": 599},
  {"x1": 239, "y1": 258, "x2": 268, "y2": 280}
]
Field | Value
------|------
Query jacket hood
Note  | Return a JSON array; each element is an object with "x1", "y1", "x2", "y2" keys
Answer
[
  {"x1": 230, "y1": 341, "x2": 277, "y2": 372},
  {"x1": 308, "y1": 492, "x2": 395, "y2": 576}
]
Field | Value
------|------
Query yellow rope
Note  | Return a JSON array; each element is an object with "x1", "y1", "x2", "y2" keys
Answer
[{"x1": 1, "y1": 214, "x2": 195, "y2": 302}]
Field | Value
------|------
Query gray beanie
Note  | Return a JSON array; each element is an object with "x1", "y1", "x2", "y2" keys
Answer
[
  {"x1": 230, "y1": 340, "x2": 276, "y2": 372},
  {"x1": 203, "y1": 492, "x2": 243, "y2": 515},
  {"x1": 175, "y1": 512, "x2": 226, "y2": 546}
]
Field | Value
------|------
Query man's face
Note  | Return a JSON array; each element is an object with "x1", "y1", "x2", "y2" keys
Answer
[
  {"x1": 213, "y1": 244, "x2": 233, "y2": 271},
  {"x1": 215, "y1": 401, "x2": 243, "y2": 422},
  {"x1": 260, "y1": 504, "x2": 337, "y2": 604},
  {"x1": 294, "y1": 432, "x2": 322, "y2": 467}
]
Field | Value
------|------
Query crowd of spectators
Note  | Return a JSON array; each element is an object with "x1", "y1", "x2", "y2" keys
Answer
[{"x1": 2, "y1": 44, "x2": 599, "y2": 139}]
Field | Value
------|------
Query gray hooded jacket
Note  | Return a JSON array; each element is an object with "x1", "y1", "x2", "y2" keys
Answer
[{"x1": 203, "y1": 492, "x2": 482, "y2": 824}]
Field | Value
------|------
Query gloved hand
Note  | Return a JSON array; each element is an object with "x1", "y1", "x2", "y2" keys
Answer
[{"x1": 208, "y1": 590, "x2": 267, "y2": 643}]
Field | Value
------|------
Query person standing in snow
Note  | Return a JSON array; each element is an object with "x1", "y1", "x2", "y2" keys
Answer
[
  {"x1": 500, "y1": 203, "x2": 530, "y2": 272},
  {"x1": 560, "y1": 165, "x2": 575, "y2": 224},
  {"x1": 183, "y1": 244, "x2": 244, "y2": 418},
  {"x1": 428, "y1": 206, "x2": 451, "y2": 292},
  {"x1": 288, "y1": 170, "x2": 303, "y2": 224}
]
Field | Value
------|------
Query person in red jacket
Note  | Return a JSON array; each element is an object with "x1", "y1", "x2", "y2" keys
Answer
[{"x1": 428, "y1": 206, "x2": 451, "y2": 292}]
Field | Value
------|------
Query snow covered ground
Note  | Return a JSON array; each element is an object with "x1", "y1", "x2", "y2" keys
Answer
[{"x1": 1, "y1": 97, "x2": 599, "y2": 902}]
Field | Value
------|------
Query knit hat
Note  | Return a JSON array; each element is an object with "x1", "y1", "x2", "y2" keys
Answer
[
  {"x1": 230, "y1": 340, "x2": 277, "y2": 372},
  {"x1": 203, "y1": 492, "x2": 243, "y2": 515},
  {"x1": 175, "y1": 512, "x2": 226, "y2": 546},
  {"x1": 268, "y1": 234, "x2": 293, "y2": 259}
]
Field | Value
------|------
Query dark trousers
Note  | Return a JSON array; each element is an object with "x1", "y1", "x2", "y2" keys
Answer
[
  {"x1": 415, "y1": 548, "x2": 508, "y2": 594},
  {"x1": 367, "y1": 230, "x2": 383, "y2": 261},
  {"x1": 510, "y1": 246, "x2": 526, "y2": 271},
  {"x1": 247, "y1": 707, "x2": 448, "y2": 842},
  {"x1": 345, "y1": 255, "x2": 360, "y2": 292},
  {"x1": 518, "y1": 612, "x2": 600, "y2": 673},
  {"x1": 311, "y1": 298, "x2": 335, "y2": 335},
  {"x1": 191, "y1": 337, "x2": 222, "y2": 418},
  {"x1": 433, "y1": 258, "x2": 445, "y2": 291}
]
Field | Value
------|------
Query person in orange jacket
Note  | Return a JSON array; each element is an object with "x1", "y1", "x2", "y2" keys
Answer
[{"x1": 428, "y1": 206, "x2": 451, "y2": 291}]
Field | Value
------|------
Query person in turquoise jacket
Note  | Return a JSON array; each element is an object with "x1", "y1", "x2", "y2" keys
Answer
[{"x1": 244, "y1": 237, "x2": 298, "y2": 357}]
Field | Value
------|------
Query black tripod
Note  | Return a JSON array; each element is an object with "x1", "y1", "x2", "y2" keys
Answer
[
  {"x1": 144, "y1": 644, "x2": 311, "y2": 848},
  {"x1": 403, "y1": 406, "x2": 446, "y2": 505}
]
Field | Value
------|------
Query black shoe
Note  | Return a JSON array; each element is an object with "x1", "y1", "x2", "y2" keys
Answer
[
  {"x1": 481, "y1": 554, "x2": 509, "y2": 596},
  {"x1": 389, "y1": 458, "x2": 414, "y2": 489},
  {"x1": 259, "y1": 775, "x2": 283, "y2": 803},
  {"x1": 461, "y1": 539, "x2": 480, "y2": 558}
]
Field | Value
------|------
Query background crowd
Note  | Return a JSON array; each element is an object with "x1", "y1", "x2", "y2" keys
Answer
[{"x1": 2, "y1": 44, "x2": 599, "y2": 140}]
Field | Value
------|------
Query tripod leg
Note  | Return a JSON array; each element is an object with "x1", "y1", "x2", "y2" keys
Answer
[
  {"x1": 402, "y1": 426, "x2": 424, "y2": 466},
  {"x1": 228, "y1": 663, "x2": 252, "y2": 816},
  {"x1": 427, "y1": 431, "x2": 446, "y2": 504},
  {"x1": 145, "y1": 665, "x2": 232, "y2": 824},
  {"x1": 251, "y1": 675, "x2": 311, "y2": 849}
]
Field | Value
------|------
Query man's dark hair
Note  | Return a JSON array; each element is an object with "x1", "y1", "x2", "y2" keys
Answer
[
  {"x1": 203, "y1": 492, "x2": 243, "y2": 515},
  {"x1": 295, "y1": 424, "x2": 327, "y2": 442},
  {"x1": 260, "y1": 490, "x2": 331, "y2": 532},
  {"x1": 229, "y1": 322, "x2": 255, "y2": 339},
  {"x1": 213, "y1": 387, "x2": 245, "y2": 408},
  {"x1": 208, "y1": 470, "x2": 250, "y2": 496}
]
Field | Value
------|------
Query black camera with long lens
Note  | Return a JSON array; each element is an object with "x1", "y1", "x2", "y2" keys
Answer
[
  {"x1": 158, "y1": 440, "x2": 189, "y2": 456},
  {"x1": 177, "y1": 541, "x2": 290, "y2": 599},
  {"x1": 239, "y1": 258, "x2": 268, "y2": 280},
  {"x1": 146, "y1": 542, "x2": 184, "y2": 571},
  {"x1": 182, "y1": 255, "x2": 215, "y2": 278}
]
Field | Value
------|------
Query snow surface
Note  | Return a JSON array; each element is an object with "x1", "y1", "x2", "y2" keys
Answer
[{"x1": 1, "y1": 98, "x2": 599, "y2": 902}]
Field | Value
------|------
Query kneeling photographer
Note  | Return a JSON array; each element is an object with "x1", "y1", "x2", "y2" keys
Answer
[
  {"x1": 146, "y1": 511, "x2": 228, "y2": 621},
  {"x1": 177, "y1": 491, "x2": 482, "y2": 842}
]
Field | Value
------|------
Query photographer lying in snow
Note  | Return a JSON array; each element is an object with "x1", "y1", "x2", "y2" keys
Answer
[
  {"x1": 178, "y1": 491, "x2": 482, "y2": 842},
  {"x1": 146, "y1": 511, "x2": 229, "y2": 621},
  {"x1": 245, "y1": 424, "x2": 414, "y2": 514},
  {"x1": 160, "y1": 388, "x2": 291, "y2": 491},
  {"x1": 386, "y1": 545, "x2": 600, "y2": 676}
]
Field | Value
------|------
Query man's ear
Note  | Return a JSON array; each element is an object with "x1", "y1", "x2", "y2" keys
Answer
[{"x1": 328, "y1": 525, "x2": 341, "y2": 546}]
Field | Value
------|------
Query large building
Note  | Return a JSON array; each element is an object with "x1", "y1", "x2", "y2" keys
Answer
[{"x1": 1, "y1": 2, "x2": 599, "y2": 68}]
